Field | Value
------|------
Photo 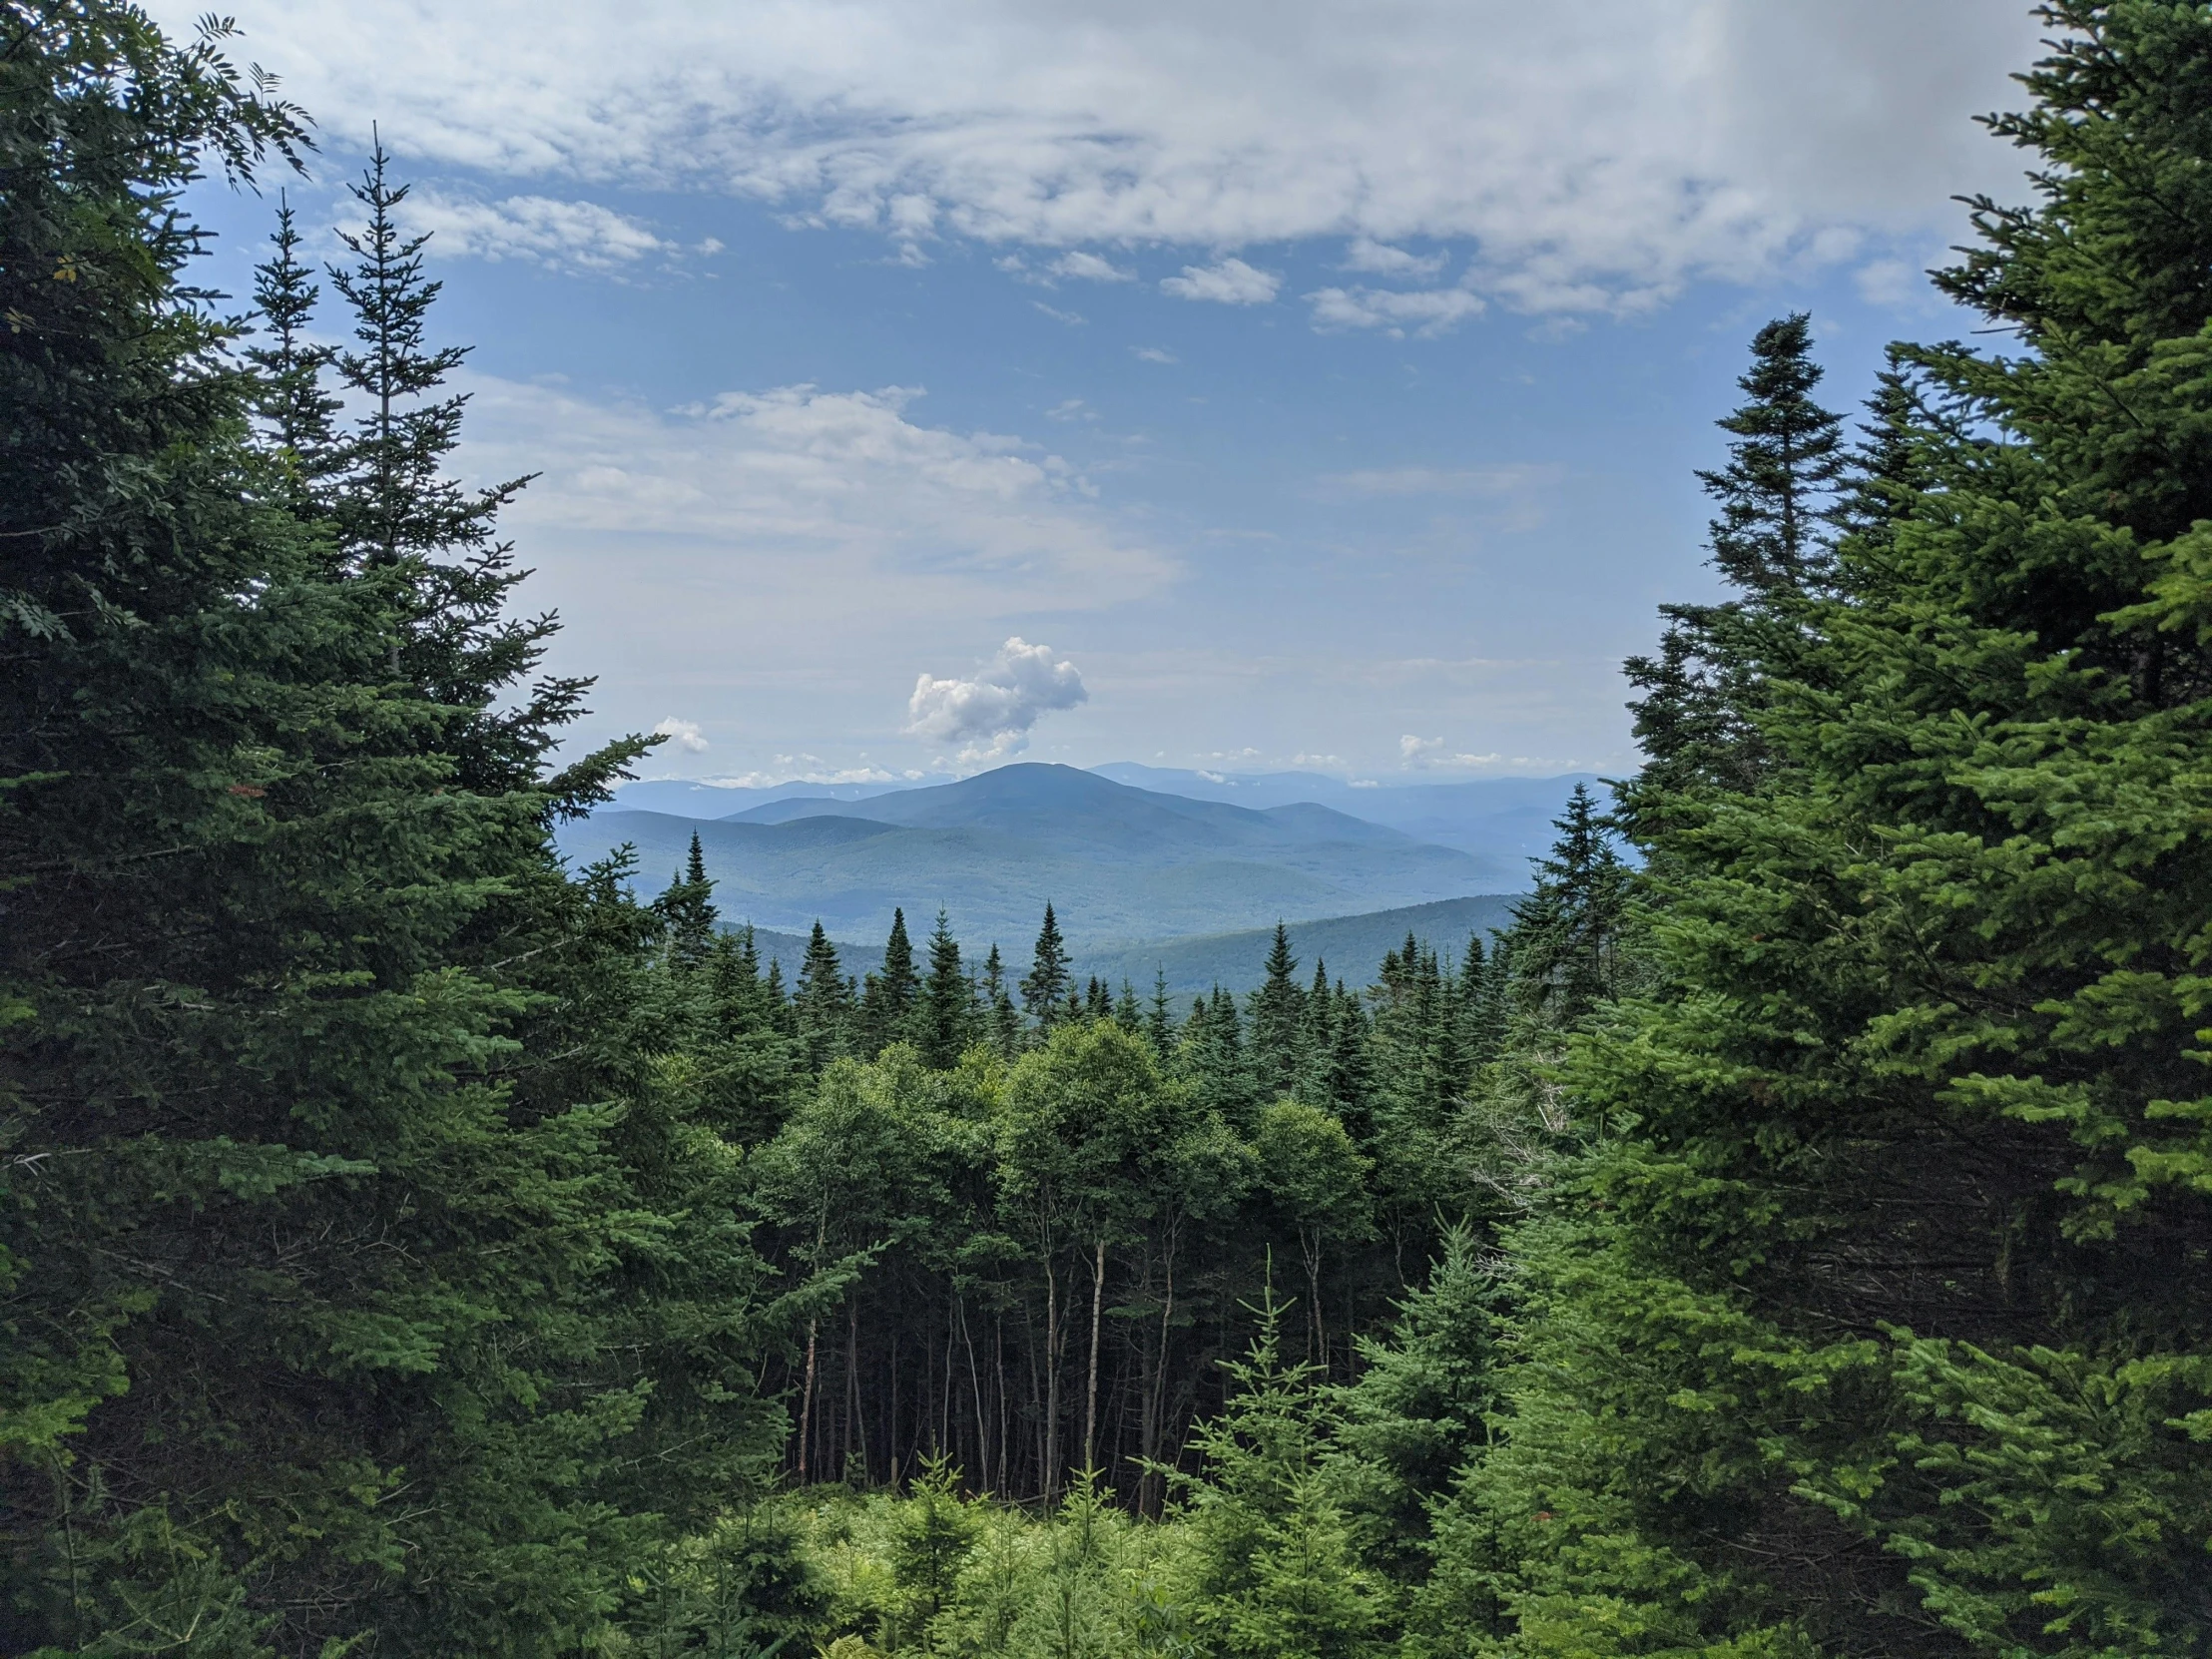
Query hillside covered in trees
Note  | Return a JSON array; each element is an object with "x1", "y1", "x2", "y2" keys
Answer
[{"x1": 4, "y1": 3, "x2": 2211, "y2": 1656}]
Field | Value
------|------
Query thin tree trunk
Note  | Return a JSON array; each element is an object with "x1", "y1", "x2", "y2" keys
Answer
[
  {"x1": 1041, "y1": 1247, "x2": 1061, "y2": 1501},
  {"x1": 960, "y1": 1297, "x2": 989, "y2": 1492},
  {"x1": 798, "y1": 1318, "x2": 820, "y2": 1482},
  {"x1": 848, "y1": 1301, "x2": 867, "y2": 1483},
  {"x1": 1083, "y1": 1238, "x2": 1107, "y2": 1475}
]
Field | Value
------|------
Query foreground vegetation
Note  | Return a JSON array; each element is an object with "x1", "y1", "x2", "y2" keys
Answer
[{"x1": 5, "y1": 1, "x2": 2210, "y2": 1653}]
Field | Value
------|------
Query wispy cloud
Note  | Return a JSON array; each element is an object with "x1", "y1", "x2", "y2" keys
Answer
[
  {"x1": 1132, "y1": 345, "x2": 1179, "y2": 364},
  {"x1": 1307, "y1": 283, "x2": 1484, "y2": 335},
  {"x1": 1342, "y1": 238, "x2": 1446, "y2": 278},
  {"x1": 397, "y1": 192, "x2": 684, "y2": 275},
  {"x1": 1161, "y1": 258, "x2": 1280, "y2": 304},
  {"x1": 1317, "y1": 463, "x2": 1563, "y2": 498}
]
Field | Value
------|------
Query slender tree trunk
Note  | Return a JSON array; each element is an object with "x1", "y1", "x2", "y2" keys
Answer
[
  {"x1": 960, "y1": 1297, "x2": 989, "y2": 1491},
  {"x1": 798, "y1": 1319, "x2": 820, "y2": 1482},
  {"x1": 1144, "y1": 1223, "x2": 1178, "y2": 1517},
  {"x1": 1041, "y1": 1247, "x2": 1061, "y2": 1501},
  {"x1": 848, "y1": 1301, "x2": 867, "y2": 1482},
  {"x1": 1083, "y1": 1238, "x2": 1107, "y2": 1475},
  {"x1": 1301, "y1": 1227, "x2": 1327, "y2": 1368}
]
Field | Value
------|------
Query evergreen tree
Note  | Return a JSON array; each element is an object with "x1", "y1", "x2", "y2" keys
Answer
[
  {"x1": 1506, "y1": 783, "x2": 1631, "y2": 1028},
  {"x1": 1248, "y1": 922, "x2": 1307, "y2": 1101},
  {"x1": 244, "y1": 193, "x2": 341, "y2": 516},
  {"x1": 0, "y1": 20, "x2": 782, "y2": 1652},
  {"x1": 981, "y1": 942, "x2": 1024, "y2": 1058},
  {"x1": 1147, "y1": 969, "x2": 1177, "y2": 1057},
  {"x1": 1461, "y1": 14, "x2": 2212, "y2": 1653},
  {"x1": 795, "y1": 921, "x2": 855, "y2": 1071},
  {"x1": 1021, "y1": 901, "x2": 1073, "y2": 1031},
  {"x1": 917, "y1": 908, "x2": 977, "y2": 1068},
  {"x1": 655, "y1": 829, "x2": 718, "y2": 973},
  {"x1": 1621, "y1": 312, "x2": 1846, "y2": 814},
  {"x1": 861, "y1": 906, "x2": 920, "y2": 1056}
]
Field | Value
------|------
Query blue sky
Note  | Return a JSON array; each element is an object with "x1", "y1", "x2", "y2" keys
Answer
[{"x1": 167, "y1": 0, "x2": 2045, "y2": 786}]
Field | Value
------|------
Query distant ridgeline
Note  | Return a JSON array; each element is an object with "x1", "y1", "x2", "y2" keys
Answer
[{"x1": 564, "y1": 761, "x2": 1575, "y2": 946}]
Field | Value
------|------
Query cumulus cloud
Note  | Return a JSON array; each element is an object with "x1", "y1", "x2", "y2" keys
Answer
[
  {"x1": 397, "y1": 192, "x2": 679, "y2": 274},
  {"x1": 164, "y1": 0, "x2": 2042, "y2": 314},
  {"x1": 906, "y1": 637, "x2": 1088, "y2": 759},
  {"x1": 1307, "y1": 283, "x2": 1484, "y2": 335},
  {"x1": 1161, "y1": 258, "x2": 1280, "y2": 304},
  {"x1": 653, "y1": 716, "x2": 711, "y2": 752}
]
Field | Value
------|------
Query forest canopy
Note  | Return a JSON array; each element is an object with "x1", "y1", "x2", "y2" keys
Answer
[{"x1": 3, "y1": 2, "x2": 2210, "y2": 1656}]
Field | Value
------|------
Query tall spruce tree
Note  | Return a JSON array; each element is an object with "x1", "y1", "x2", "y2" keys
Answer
[
  {"x1": 862, "y1": 906, "x2": 920, "y2": 1056},
  {"x1": 1622, "y1": 312, "x2": 1846, "y2": 815},
  {"x1": 1021, "y1": 901, "x2": 1072, "y2": 1032},
  {"x1": 244, "y1": 194, "x2": 341, "y2": 516},
  {"x1": 0, "y1": 16, "x2": 785, "y2": 1653},
  {"x1": 795, "y1": 921, "x2": 855, "y2": 1071},
  {"x1": 1453, "y1": 12, "x2": 2212, "y2": 1655},
  {"x1": 917, "y1": 908, "x2": 977, "y2": 1068},
  {"x1": 1249, "y1": 922, "x2": 1307, "y2": 1101}
]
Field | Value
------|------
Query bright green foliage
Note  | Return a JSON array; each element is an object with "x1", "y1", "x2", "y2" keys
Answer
[{"x1": 1172, "y1": 1290, "x2": 1382, "y2": 1659}]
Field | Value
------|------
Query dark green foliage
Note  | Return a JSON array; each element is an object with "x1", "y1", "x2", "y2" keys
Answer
[
  {"x1": 861, "y1": 906, "x2": 921, "y2": 1057},
  {"x1": 1021, "y1": 901, "x2": 1072, "y2": 1030},
  {"x1": 1248, "y1": 924, "x2": 1307, "y2": 1100},
  {"x1": 0, "y1": 14, "x2": 788, "y2": 1654}
]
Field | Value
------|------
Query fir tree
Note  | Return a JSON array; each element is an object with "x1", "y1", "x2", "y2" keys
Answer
[
  {"x1": 981, "y1": 942, "x2": 1024, "y2": 1058},
  {"x1": 861, "y1": 906, "x2": 920, "y2": 1056},
  {"x1": 244, "y1": 193, "x2": 341, "y2": 516},
  {"x1": 1021, "y1": 901, "x2": 1073, "y2": 1031},
  {"x1": 1248, "y1": 922, "x2": 1307, "y2": 1101},
  {"x1": 795, "y1": 921, "x2": 855, "y2": 1071},
  {"x1": 655, "y1": 829, "x2": 718, "y2": 973},
  {"x1": 917, "y1": 908, "x2": 977, "y2": 1068}
]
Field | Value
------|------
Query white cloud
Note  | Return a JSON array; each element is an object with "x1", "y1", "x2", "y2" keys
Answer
[
  {"x1": 1342, "y1": 238, "x2": 1445, "y2": 278},
  {"x1": 1308, "y1": 283, "x2": 1484, "y2": 335},
  {"x1": 906, "y1": 637, "x2": 1089, "y2": 759},
  {"x1": 1399, "y1": 734, "x2": 1502, "y2": 769},
  {"x1": 653, "y1": 716, "x2": 711, "y2": 752},
  {"x1": 1132, "y1": 346, "x2": 1178, "y2": 364},
  {"x1": 444, "y1": 373, "x2": 1169, "y2": 751},
  {"x1": 169, "y1": 0, "x2": 2041, "y2": 314},
  {"x1": 1049, "y1": 251, "x2": 1134, "y2": 282},
  {"x1": 1161, "y1": 258, "x2": 1280, "y2": 304},
  {"x1": 397, "y1": 192, "x2": 677, "y2": 273}
]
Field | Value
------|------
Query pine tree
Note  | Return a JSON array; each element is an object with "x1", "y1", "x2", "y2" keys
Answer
[
  {"x1": 656, "y1": 829, "x2": 719, "y2": 973},
  {"x1": 1147, "y1": 969, "x2": 1177, "y2": 1056},
  {"x1": 1506, "y1": 784, "x2": 1630, "y2": 1028},
  {"x1": 0, "y1": 21, "x2": 779, "y2": 1652},
  {"x1": 1021, "y1": 901, "x2": 1073, "y2": 1031}
]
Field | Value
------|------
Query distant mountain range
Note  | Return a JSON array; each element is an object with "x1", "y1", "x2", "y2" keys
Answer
[
  {"x1": 560, "y1": 764, "x2": 1517, "y2": 946},
  {"x1": 1088, "y1": 764, "x2": 1598, "y2": 860},
  {"x1": 731, "y1": 896, "x2": 1521, "y2": 1003}
]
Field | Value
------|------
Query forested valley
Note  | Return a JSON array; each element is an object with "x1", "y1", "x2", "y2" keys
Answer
[{"x1": 5, "y1": 3, "x2": 2211, "y2": 1655}]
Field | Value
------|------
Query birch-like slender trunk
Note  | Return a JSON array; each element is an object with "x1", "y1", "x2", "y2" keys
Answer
[{"x1": 1082, "y1": 1238, "x2": 1108, "y2": 1475}]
